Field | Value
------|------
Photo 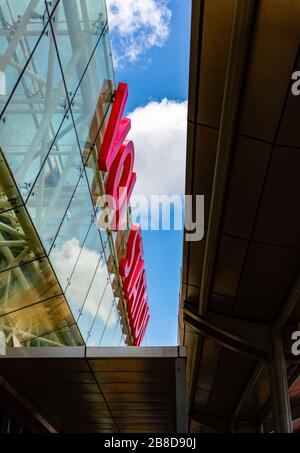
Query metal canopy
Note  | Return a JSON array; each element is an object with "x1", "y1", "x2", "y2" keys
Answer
[
  {"x1": 0, "y1": 346, "x2": 187, "y2": 433},
  {"x1": 181, "y1": 0, "x2": 300, "y2": 433}
]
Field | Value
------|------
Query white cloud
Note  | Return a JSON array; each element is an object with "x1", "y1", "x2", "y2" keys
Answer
[
  {"x1": 106, "y1": 0, "x2": 172, "y2": 65},
  {"x1": 128, "y1": 98, "x2": 187, "y2": 197},
  {"x1": 51, "y1": 238, "x2": 117, "y2": 327}
]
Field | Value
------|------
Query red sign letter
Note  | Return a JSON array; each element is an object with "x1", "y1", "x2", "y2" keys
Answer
[{"x1": 99, "y1": 83, "x2": 130, "y2": 172}]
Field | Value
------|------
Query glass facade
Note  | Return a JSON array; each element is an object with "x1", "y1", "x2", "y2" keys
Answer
[{"x1": 0, "y1": 0, "x2": 129, "y2": 347}]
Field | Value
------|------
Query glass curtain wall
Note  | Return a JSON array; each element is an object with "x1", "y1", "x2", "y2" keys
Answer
[{"x1": 0, "y1": 0, "x2": 125, "y2": 347}]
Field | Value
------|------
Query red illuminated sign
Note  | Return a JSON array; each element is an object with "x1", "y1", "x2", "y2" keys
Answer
[
  {"x1": 99, "y1": 83, "x2": 136, "y2": 231},
  {"x1": 119, "y1": 225, "x2": 149, "y2": 346},
  {"x1": 98, "y1": 83, "x2": 149, "y2": 346}
]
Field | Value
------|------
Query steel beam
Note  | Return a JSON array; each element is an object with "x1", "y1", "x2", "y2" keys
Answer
[
  {"x1": 184, "y1": 307, "x2": 269, "y2": 362},
  {"x1": 191, "y1": 411, "x2": 227, "y2": 432},
  {"x1": 0, "y1": 370, "x2": 58, "y2": 433},
  {"x1": 0, "y1": 222, "x2": 26, "y2": 239},
  {"x1": 185, "y1": 0, "x2": 258, "y2": 433},
  {"x1": 0, "y1": 240, "x2": 27, "y2": 248},
  {"x1": 269, "y1": 330, "x2": 293, "y2": 433},
  {"x1": 198, "y1": 0, "x2": 256, "y2": 317},
  {"x1": 230, "y1": 363, "x2": 265, "y2": 431},
  {"x1": 275, "y1": 272, "x2": 300, "y2": 332}
]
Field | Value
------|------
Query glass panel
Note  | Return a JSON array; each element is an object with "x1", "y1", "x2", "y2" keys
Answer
[
  {"x1": 29, "y1": 323, "x2": 84, "y2": 347},
  {"x1": 109, "y1": 317, "x2": 123, "y2": 346},
  {"x1": 84, "y1": 147, "x2": 101, "y2": 194},
  {"x1": 99, "y1": 301, "x2": 119, "y2": 346},
  {"x1": 0, "y1": 293, "x2": 76, "y2": 346},
  {"x1": 26, "y1": 114, "x2": 84, "y2": 252},
  {"x1": 0, "y1": 0, "x2": 50, "y2": 107},
  {"x1": 0, "y1": 204, "x2": 44, "y2": 273},
  {"x1": 84, "y1": 152, "x2": 130, "y2": 268},
  {"x1": 0, "y1": 256, "x2": 62, "y2": 316},
  {"x1": 49, "y1": 173, "x2": 95, "y2": 291},
  {"x1": 64, "y1": 214, "x2": 104, "y2": 320},
  {"x1": 0, "y1": 25, "x2": 69, "y2": 197},
  {"x1": 98, "y1": 225, "x2": 110, "y2": 260},
  {"x1": 78, "y1": 253, "x2": 111, "y2": 342},
  {"x1": 71, "y1": 29, "x2": 114, "y2": 163},
  {"x1": 86, "y1": 282, "x2": 117, "y2": 346},
  {"x1": 72, "y1": 44, "x2": 115, "y2": 173},
  {"x1": 119, "y1": 335, "x2": 125, "y2": 346},
  {"x1": 84, "y1": 153, "x2": 113, "y2": 261},
  {"x1": 0, "y1": 149, "x2": 24, "y2": 212},
  {"x1": 53, "y1": 0, "x2": 108, "y2": 96}
]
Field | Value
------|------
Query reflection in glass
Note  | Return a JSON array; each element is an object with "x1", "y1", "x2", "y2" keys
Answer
[
  {"x1": 86, "y1": 282, "x2": 119, "y2": 346},
  {"x1": 0, "y1": 293, "x2": 77, "y2": 346},
  {"x1": 26, "y1": 115, "x2": 84, "y2": 252},
  {"x1": 78, "y1": 255, "x2": 111, "y2": 342},
  {"x1": 0, "y1": 0, "x2": 50, "y2": 109},
  {"x1": 0, "y1": 1, "x2": 126, "y2": 349},
  {"x1": 0, "y1": 149, "x2": 24, "y2": 212},
  {"x1": 119, "y1": 336, "x2": 126, "y2": 346},
  {"x1": 29, "y1": 323, "x2": 83, "y2": 347},
  {"x1": 54, "y1": 0, "x2": 108, "y2": 97},
  {"x1": 0, "y1": 204, "x2": 44, "y2": 273},
  {"x1": 110, "y1": 316, "x2": 124, "y2": 346},
  {"x1": 0, "y1": 256, "x2": 61, "y2": 316},
  {"x1": 64, "y1": 216, "x2": 104, "y2": 320},
  {"x1": 84, "y1": 149, "x2": 113, "y2": 263},
  {"x1": 99, "y1": 302, "x2": 119, "y2": 346},
  {"x1": 0, "y1": 25, "x2": 69, "y2": 198},
  {"x1": 71, "y1": 29, "x2": 114, "y2": 164},
  {"x1": 49, "y1": 173, "x2": 95, "y2": 291}
]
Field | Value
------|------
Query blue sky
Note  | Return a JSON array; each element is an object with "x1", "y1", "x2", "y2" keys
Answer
[
  {"x1": 107, "y1": 0, "x2": 191, "y2": 345},
  {"x1": 113, "y1": 1, "x2": 191, "y2": 112}
]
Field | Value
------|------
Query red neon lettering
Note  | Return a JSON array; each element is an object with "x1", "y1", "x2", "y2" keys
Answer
[
  {"x1": 120, "y1": 228, "x2": 144, "y2": 298},
  {"x1": 119, "y1": 225, "x2": 141, "y2": 279},
  {"x1": 119, "y1": 224, "x2": 148, "y2": 343},
  {"x1": 99, "y1": 83, "x2": 129, "y2": 172},
  {"x1": 133, "y1": 311, "x2": 150, "y2": 346},
  {"x1": 110, "y1": 189, "x2": 129, "y2": 232},
  {"x1": 127, "y1": 269, "x2": 146, "y2": 311},
  {"x1": 128, "y1": 283, "x2": 147, "y2": 326},
  {"x1": 136, "y1": 315, "x2": 150, "y2": 346},
  {"x1": 135, "y1": 315, "x2": 150, "y2": 346},
  {"x1": 106, "y1": 140, "x2": 136, "y2": 210},
  {"x1": 99, "y1": 84, "x2": 137, "y2": 230},
  {"x1": 132, "y1": 303, "x2": 148, "y2": 338},
  {"x1": 131, "y1": 295, "x2": 147, "y2": 333},
  {"x1": 97, "y1": 82, "x2": 149, "y2": 343},
  {"x1": 124, "y1": 258, "x2": 144, "y2": 300}
]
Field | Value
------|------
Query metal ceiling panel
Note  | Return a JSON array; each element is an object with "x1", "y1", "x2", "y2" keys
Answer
[
  {"x1": 0, "y1": 347, "x2": 186, "y2": 433},
  {"x1": 238, "y1": 0, "x2": 300, "y2": 142}
]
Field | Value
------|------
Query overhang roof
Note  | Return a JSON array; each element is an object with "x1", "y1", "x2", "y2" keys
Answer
[
  {"x1": 0, "y1": 346, "x2": 187, "y2": 433},
  {"x1": 181, "y1": 0, "x2": 300, "y2": 433}
]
